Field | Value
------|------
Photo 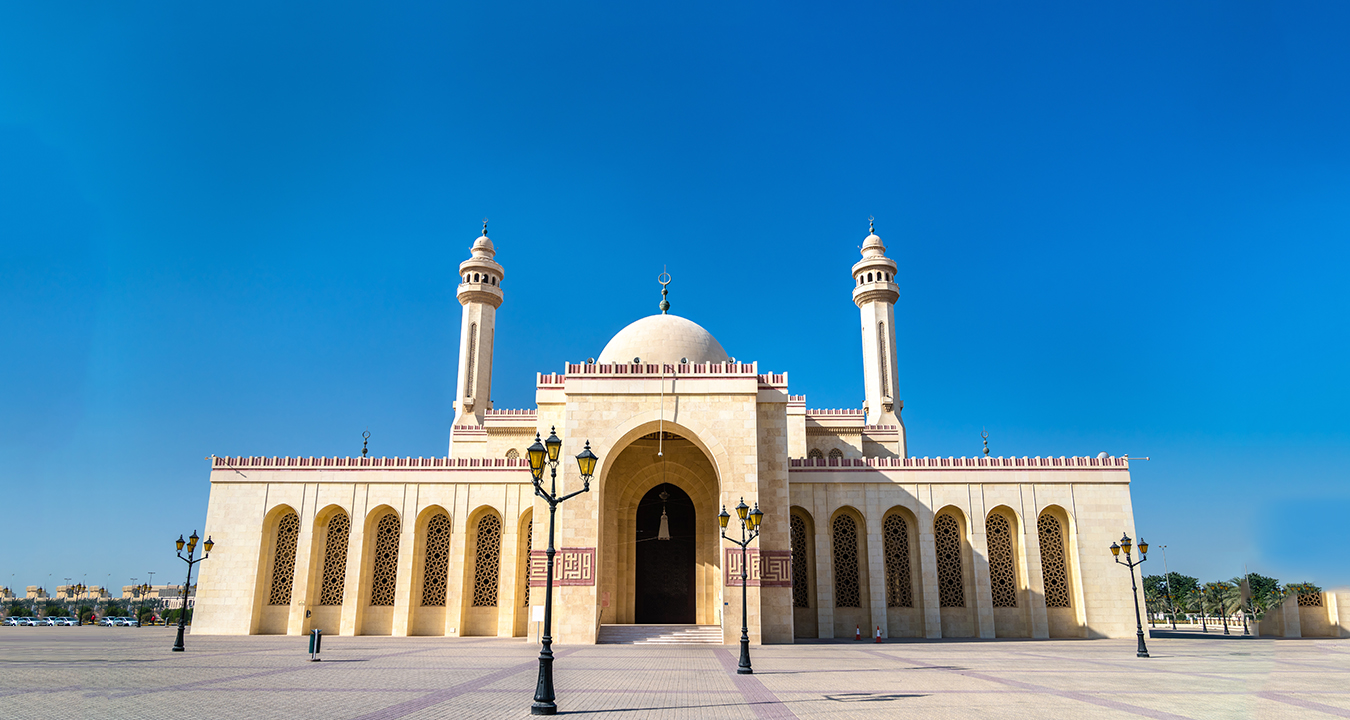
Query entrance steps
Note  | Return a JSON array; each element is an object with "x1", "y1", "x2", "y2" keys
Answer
[{"x1": 597, "y1": 624, "x2": 724, "y2": 645}]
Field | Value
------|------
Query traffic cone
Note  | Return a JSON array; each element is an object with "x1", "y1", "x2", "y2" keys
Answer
[
  {"x1": 855, "y1": 625, "x2": 861, "y2": 640},
  {"x1": 875, "y1": 626, "x2": 882, "y2": 643}
]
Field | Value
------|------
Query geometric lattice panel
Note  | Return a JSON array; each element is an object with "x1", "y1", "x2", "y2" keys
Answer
[
  {"x1": 268, "y1": 511, "x2": 300, "y2": 606},
  {"x1": 828, "y1": 448, "x2": 844, "y2": 460},
  {"x1": 368, "y1": 512, "x2": 401, "y2": 607},
  {"x1": 832, "y1": 514, "x2": 861, "y2": 608},
  {"x1": 807, "y1": 448, "x2": 823, "y2": 460},
  {"x1": 790, "y1": 514, "x2": 810, "y2": 609},
  {"x1": 883, "y1": 514, "x2": 913, "y2": 608},
  {"x1": 987, "y1": 513, "x2": 1017, "y2": 608},
  {"x1": 1297, "y1": 592, "x2": 1323, "y2": 607},
  {"x1": 1038, "y1": 514, "x2": 1070, "y2": 608},
  {"x1": 935, "y1": 513, "x2": 965, "y2": 608},
  {"x1": 522, "y1": 520, "x2": 532, "y2": 607},
  {"x1": 319, "y1": 512, "x2": 351, "y2": 606},
  {"x1": 472, "y1": 514, "x2": 502, "y2": 607},
  {"x1": 421, "y1": 513, "x2": 451, "y2": 607}
]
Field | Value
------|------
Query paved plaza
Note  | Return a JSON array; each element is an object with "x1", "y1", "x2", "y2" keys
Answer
[{"x1": 1, "y1": 628, "x2": 1348, "y2": 719}]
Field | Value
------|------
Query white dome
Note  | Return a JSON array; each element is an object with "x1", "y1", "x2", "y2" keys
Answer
[{"x1": 597, "y1": 314, "x2": 730, "y2": 365}]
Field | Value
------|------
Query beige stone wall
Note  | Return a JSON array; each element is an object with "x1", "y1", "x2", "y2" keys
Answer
[
  {"x1": 194, "y1": 464, "x2": 534, "y2": 638},
  {"x1": 195, "y1": 422, "x2": 1140, "y2": 645},
  {"x1": 786, "y1": 464, "x2": 1138, "y2": 640}
]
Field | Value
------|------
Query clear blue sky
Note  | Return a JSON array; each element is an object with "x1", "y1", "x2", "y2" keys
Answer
[{"x1": 2, "y1": 1, "x2": 1347, "y2": 596}]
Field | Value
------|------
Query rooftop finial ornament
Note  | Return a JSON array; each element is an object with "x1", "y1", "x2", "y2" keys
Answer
[
  {"x1": 658, "y1": 266, "x2": 672, "y2": 314},
  {"x1": 982, "y1": 427, "x2": 990, "y2": 457},
  {"x1": 362, "y1": 430, "x2": 371, "y2": 458},
  {"x1": 481, "y1": 217, "x2": 489, "y2": 236},
  {"x1": 869, "y1": 215, "x2": 875, "y2": 234}
]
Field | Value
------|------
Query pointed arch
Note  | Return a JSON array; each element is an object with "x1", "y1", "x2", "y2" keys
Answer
[
  {"x1": 358, "y1": 505, "x2": 400, "y2": 636},
  {"x1": 409, "y1": 505, "x2": 451, "y2": 636},
  {"x1": 1038, "y1": 504, "x2": 1084, "y2": 638},
  {"x1": 882, "y1": 505, "x2": 925, "y2": 638},
  {"x1": 828, "y1": 506, "x2": 871, "y2": 638},
  {"x1": 462, "y1": 505, "x2": 504, "y2": 636},
  {"x1": 789, "y1": 506, "x2": 817, "y2": 638},
  {"x1": 252, "y1": 504, "x2": 300, "y2": 635}
]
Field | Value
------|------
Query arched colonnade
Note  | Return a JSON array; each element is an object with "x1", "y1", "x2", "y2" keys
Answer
[
  {"x1": 250, "y1": 499, "x2": 535, "y2": 637},
  {"x1": 788, "y1": 500, "x2": 1086, "y2": 639}
]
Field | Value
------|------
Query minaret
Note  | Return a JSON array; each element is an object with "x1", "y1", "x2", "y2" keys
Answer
[
  {"x1": 852, "y1": 218, "x2": 907, "y2": 455},
  {"x1": 451, "y1": 220, "x2": 505, "y2": 437}
]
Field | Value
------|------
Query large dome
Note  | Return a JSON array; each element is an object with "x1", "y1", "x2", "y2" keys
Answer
[{"x1": 597, "y1": 314, "x2": 730, "y2": 365}]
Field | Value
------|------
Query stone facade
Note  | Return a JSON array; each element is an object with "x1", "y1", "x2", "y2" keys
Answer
[{"x1": 194, "y1": 224, "x2": 1153, "y2": 643}]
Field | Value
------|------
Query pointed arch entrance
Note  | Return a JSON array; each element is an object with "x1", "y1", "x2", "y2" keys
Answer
[
  {"x1": 635, "y1": 483, "x2": 696, "y2": 623},
  {"x1": 599, "y1": 429, "x2": 721, "y2": 626}
]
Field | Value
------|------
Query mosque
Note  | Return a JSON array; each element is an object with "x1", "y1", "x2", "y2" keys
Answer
[{"x1": 193, "y1": 222, "x2": 1145, "y2": 643}]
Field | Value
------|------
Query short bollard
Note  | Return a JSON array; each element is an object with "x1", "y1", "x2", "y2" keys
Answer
[{"x1": 308, "y1": 629, "x2": 323, "y2": 662}]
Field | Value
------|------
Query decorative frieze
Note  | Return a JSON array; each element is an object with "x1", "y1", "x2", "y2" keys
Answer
[{"x1": 528, "y1": 547, "x2": 596, "y2": 587}]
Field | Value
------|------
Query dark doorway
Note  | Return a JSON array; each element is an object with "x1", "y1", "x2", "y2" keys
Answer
[{"x1": 634, "y1": 483, "x2": 696, "y2": 624}]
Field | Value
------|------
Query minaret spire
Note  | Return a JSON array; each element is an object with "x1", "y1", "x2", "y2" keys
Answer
[
  {"x1": 852, "y1": 217, "x2": 907, "y2": 456},
  {"x1": 450, "y1": 220, "x2": 506, "y2": 455}
]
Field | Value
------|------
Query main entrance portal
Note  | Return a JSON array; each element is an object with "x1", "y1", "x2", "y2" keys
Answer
[{"x1": 634, "y1": 483, "x2": 696, "y2": 623}]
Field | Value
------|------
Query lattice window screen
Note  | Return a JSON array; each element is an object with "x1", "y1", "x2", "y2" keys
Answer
[
  {"x1": 522, "y1": 520, "x2": 533, "y2": 607},
  {"x1": 472, "y1": 514, "x2": 502, "y2": 607},
  {"x1": 828, "y1": 448, "x2": 844, "y2": 460},
  {"x1": 935, "y1": 513, "x2": 965, "y2": 608},
  {"x1": 987, "y1": 513, "x2": 1017, "y2": 608},
  {"x1": 807, "y1": 448, "x2": 823, "y2": 460},
  {"x1": 368, "y1": 513, "x2": 401, "y2": 606},
  {"x1": 832, "y1": 514, "x2": 861, "y2": 608},
  {"x1": 268, "y1": 512, "x2": 300, "y2": 606},
  {"x1": 421, "y1": 513, "x2": 451, "y2": 606},
  {"x1": 790, "y1": 514, "x2": 810, "y2": 609},
  {"x1": 505, "y1": 448, "x2": 519, "y2": 459},
  {"x1": 883, "y1": 514, "x2": 913, "y2": 608},
  {"x1": 1298, "y1": 592, "x2": 1323, "y2": 607},
  {"x1": 1038, "y1": 514, "x2": 1071, "y2": 608},
  {"x1": 319, "y1": 513, "x2": 350, "y2": 606}
]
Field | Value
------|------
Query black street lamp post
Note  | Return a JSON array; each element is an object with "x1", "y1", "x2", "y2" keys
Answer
[
  {"x1": 1110, "y1": 533, "x2": 1149, "y2": 658},
  {"x1": 171, "y1": 531, "x2": 213, "y2": 652},
  {"x1": 719, "y1": 498, "x2": 764, "y2": 675},
  {"x1": 526, "y1": 428, "x2": 598, "y2": 716}
]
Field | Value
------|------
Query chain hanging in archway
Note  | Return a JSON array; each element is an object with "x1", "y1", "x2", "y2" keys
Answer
[
  {"x1": 987, "y1": 513, "x2": 1017, "y2": 608},
  {"x1": 883, "y1": 514, "x2": 913, "y2": 608},
  {"x1": 319, "y1": 513, "x2": 351, "y2": 606},
  {"x1": 421, "y1": 513, "x2": 451, "y2": 606},
  {"x1": 935, "y1": 514, "x2": 965, "y2": 608},
  {"x1": 1038, "y1": 514, "x2": 1070, "y2": 608}
]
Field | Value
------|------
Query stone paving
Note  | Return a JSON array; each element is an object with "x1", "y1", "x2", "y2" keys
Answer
[{"x1": 1, "y1": 627, "x2": 1348, "y2": 719}]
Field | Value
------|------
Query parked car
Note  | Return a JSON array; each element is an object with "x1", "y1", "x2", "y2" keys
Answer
[
  {"x1": 119, "y1": 617, "x2": 140, "y2": 627},
  {"x1": 56, "y1": 617, "x2": 79, "y2": 626},
  {"x1": 100, "y1": 616, "x2": 119, "y2": 627},
  {"x1": 39, "y1": 617, "x2": 57, "y2": 626},
  {"x1": 2, "y1": 617, "x2": 20, "y2": 626}
]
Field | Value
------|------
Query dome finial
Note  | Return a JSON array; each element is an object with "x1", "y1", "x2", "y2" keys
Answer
[
  {"x1": 481, "y1": 217, "x2": 489, "y2": 237},
  {"x1": 869, "y1": 215, "x2": 875, "y2": 235},
  {"x1": 658, "y1": 266, "x2": 672, "y2": 314}
]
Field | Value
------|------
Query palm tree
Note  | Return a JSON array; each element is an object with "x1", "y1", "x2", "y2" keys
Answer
[
  {"x1": 1202, "y1": 582, "x2": 1234, "y2": 635},
  {"x1": 1143, "y1": 586, "x2": 1161, "y2": 627}
]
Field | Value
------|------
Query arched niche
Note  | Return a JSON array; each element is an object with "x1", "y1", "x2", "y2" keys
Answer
[
  {"x1": 985, "y1": 505, "x2": 1030, "y2": 638},
  {"x1": 1037, "y1": 504, "x2": 1084, "y2": 638},
  {"x1": 934, "y1": 505, "x2": 976, "y2": 638},
  {"x1": 358, "y1": 505, "x2": 401, "y2": 636},
  {"x1": 598, "y1": 429, "x2": 721, "y2": 626},
  {"x1": 460, "y1": 505, "x2": 504, "y2": 636},
  {"x1": 881, "y1": 505, "x2": 924, "y2": 638},
  {"x1": 789, "y1": 506, "x2": 817, "y2": 638},
  {"x1": 303, "y1": 504, "x2": 351, "y2": 636},
  {"x1": 828, "y1": 505, "x2": 871, "y2": 638},
  {"x1": 408, "y1": 505, "x2": 451, "y2": 636},
  {"x1": 251, "y1": 504, "x2": 300, "y2": 635}
]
